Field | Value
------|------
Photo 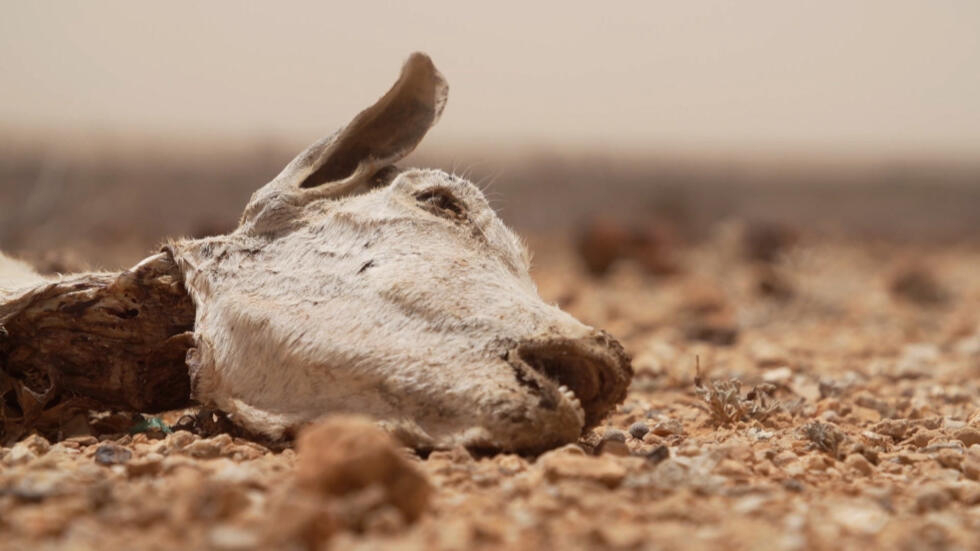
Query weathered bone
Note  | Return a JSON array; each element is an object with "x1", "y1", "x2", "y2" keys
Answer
[{"x1": 1, "y1": 53, "x2": 632, "y2": 452}]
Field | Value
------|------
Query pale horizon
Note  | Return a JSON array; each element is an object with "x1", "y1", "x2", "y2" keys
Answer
[{"x1": 2, "y1": 2, "x2": 979, "y2": 160}]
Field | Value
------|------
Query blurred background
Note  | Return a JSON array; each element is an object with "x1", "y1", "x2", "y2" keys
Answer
[{"x1": 1, "y1": 1, "x2": 979, "y2": 270}]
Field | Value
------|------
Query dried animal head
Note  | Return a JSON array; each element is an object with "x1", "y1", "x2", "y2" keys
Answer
[
  {"x1": 167, "y1": 53, "x2": 631, "y2": 451},
  {"x1": 1, "y1": 53, "x2": 632, "y2": 452}
]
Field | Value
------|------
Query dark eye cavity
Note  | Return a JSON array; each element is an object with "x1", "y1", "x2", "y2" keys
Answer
[{"x1": 415, "y1": 187, "x2": 466, "y2": 219}]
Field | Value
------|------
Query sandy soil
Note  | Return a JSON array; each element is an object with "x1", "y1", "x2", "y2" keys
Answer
[{"x1": 1, "y1": 224, "x2": 979, "y2": 550}]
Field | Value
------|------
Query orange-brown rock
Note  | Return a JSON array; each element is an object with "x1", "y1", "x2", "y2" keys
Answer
[{"x1": 294, "y1": 415, "x2": 431, "y2": 522}]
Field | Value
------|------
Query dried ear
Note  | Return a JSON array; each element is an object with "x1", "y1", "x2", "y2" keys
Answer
[{"x1": 283, "y1": 52, "x2": 447, "y2": 193}]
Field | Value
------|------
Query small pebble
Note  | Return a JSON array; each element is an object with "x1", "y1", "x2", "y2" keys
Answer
[
  {"x1": 597, "y1": 430, "x2": 630, "y2": 456},
  {"x1": 628, "y1": 422, "x2": 650, "y2": 439},
  {"x1": 873, "y1": 419, "x2": 910, "y2": 440},
  {"x1": 762, "y1": 366, "x2": 793, "y2": 383},
  {"x1": 953, "y1": 427, "x2": 980, "y2": 447},
  {"x1": 208, "y1": 525, "x2": 259, "y2": 550},
  {"x1": 538, "y1": 451, "x2": 627, "y2": 488},
  {"x1": 94, "y1": 444, "x2": 132, "y2": 466},
  {"x1": 602, "y1": 428, "x2": 627, "y2": 443},
  {"x1": 5, "y1": 443, "x2": 38, "y2": 466},
  {"x1": 845, "y1": 454, "x2": 874, "y2": 476},
  {"x1": 914, "y1": 485, "x2": 952, "y2": 512},
  {"x1": 646, "y1": 445, "x2": 669, "y2": 464},
  {"x1": 183, "y1": 439, "x2": 222, "y2": 459},
  {"x1": 782, "y1": 478, "x2": 805, "y2": 492},
  {"x1": 650, "y1": 419, "x2": 684, "y2": 436},
  {"x1": 167, "y1": 430, "x2": 199, "y2": 450}
]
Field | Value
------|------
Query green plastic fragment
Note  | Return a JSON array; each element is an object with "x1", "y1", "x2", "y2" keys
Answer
[{"x1": 129, "y1": 416, "x2": 173, "y2": 435}]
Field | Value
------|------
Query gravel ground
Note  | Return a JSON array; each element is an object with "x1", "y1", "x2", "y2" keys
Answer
[{"x1": 2, "y1": 227, "x2": 979, "y2": 550}]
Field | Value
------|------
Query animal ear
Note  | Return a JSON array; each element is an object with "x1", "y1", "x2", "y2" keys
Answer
[{"x1": 281, "y1": 52, "x2": 447, "y2": 193}]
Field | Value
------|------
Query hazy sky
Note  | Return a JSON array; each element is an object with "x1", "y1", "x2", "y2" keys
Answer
[{"x1": 1, "y1": 1, "x2": 978, "y2": 157}]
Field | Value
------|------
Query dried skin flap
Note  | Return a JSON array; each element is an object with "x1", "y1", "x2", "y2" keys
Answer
[{"x1": 0, "y1": 254, "x2": 194, "y2": 442}]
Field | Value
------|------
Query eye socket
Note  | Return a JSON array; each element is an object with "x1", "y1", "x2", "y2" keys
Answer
[{"x1": 415, "y1": 187, "x2": 466, "y2": 219}]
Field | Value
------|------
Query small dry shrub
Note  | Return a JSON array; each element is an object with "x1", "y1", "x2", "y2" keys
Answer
[{"x1": 694, "y1": 369, "x2": 779, "y2": 426}]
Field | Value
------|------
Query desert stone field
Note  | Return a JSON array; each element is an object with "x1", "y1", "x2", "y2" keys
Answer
[
  {"x1": 1, "y1": 154, "x2": 978, "y2": 551},
  {"x1": 3, "y1": 5, "x2": 980, "y2": 550}
]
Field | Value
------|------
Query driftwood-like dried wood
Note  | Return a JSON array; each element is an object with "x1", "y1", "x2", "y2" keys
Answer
[{"x1": 0, "y1": 252, "x2": 195, "y2": 421}]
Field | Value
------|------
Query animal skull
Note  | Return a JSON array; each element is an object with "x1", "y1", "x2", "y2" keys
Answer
[{"x1": 1, "y1": 53, "x2": 632, "y2": 452}]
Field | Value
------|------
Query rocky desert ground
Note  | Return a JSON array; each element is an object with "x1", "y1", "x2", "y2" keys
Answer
[
  {"x1": 1, "y1": 152, "x2": 979, "y2": 550},
  {"x1": 2, "y1": 221, "x2": 978, "y2": 550}
]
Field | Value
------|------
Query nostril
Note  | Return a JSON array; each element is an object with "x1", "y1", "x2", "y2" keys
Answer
[
  {"x1": 515, "y1": 333, "x2": 633, "y2": 428},
  {"x1": 519, "y1": 345, "x2": 602, "y2": 405}
]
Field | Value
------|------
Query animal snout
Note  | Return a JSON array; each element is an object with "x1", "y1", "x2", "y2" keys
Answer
[{"x1": 512, "y1": 331, "x2": 632, "y2": 427}]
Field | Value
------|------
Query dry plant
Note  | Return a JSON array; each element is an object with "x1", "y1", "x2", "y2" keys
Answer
[{"x1": 693, "y1": 357, "x2": 780, "y2": 426}]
